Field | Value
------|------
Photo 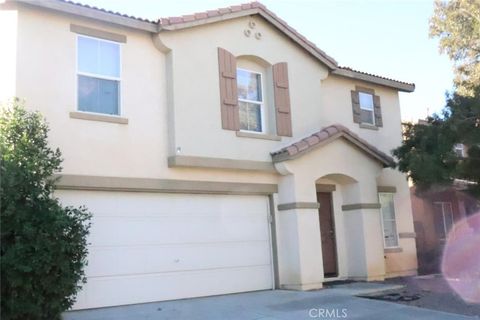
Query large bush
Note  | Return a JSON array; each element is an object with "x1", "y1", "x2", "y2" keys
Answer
[{"x1": 1, "y1": 100, "x2": 91, "y2": 320}]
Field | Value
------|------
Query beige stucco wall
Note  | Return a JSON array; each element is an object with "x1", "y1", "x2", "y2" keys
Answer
[
  {"x1": 156, "y1": 15, "x2": 404, "y2": 163},
  {"x1": 0, "y1": 2, "x2": 18, "y2": 103},
  {"x1": 12, "y1": 4, "x2": 407, "y2": 183},
  {"x1": 156, "y1": 16, "x2": 329, "y2": 163},
  {"x1": 11, "y1": 3, "x2": 278, "y2": 184},
  {"x1": 378, "y1": 169, "x2": 418, "y2": 277},
  {"x1": 8, "y1": 3, "x2": 416, "y2": 285}
]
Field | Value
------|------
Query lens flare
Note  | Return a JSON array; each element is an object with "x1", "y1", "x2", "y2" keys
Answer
[{"x1": 441, "y1": 211, "x2": 480, "y2": 303}]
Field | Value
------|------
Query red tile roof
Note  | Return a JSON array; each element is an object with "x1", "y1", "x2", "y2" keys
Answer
[
  {"x1": 159, "y1": 1, "x2": 338, "y2": 69},
  {"x1": 160, "y1": 2, "x2": 263, "y2": 26},
  {"x1": 338, "y1": 67, "x2": 415, "y2": 88},
  {"x1": 61, "y1": 0, "x2": 158, "y2": 23},
  {"x1": 271, "y1": 124, "x2": 395, "y2": 167}
]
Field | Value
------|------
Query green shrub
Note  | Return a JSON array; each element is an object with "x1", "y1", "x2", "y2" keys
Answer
[{"x1": 1, "y1": 100, "x2": 91, "y2": 320}]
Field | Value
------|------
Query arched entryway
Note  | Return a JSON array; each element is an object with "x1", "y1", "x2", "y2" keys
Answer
[
  {"x1": 273, "y1": 135, "x2": 389, "y2": 289},
  {"x1": 316, "y1": 174, "x2": 358, "y2": 278}
]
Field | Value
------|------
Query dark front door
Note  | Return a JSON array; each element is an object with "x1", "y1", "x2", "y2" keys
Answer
[{"x1": 317, "y1": 192, "x2": 338, "y2": 277}]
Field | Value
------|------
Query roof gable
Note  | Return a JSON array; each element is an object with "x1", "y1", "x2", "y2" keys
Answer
[
  {"x1": 157, "y1": 2, "x2": 414, "y2": 92},
  {"x1": 271, "y1": 124, "x2": 395, "y2": 167},
  {"x1": 159, "y1": 2, "x2": 338, "y2": 70}
]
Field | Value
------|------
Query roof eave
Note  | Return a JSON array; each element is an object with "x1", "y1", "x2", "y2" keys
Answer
[
  {"x1": 332, "y1": 68, "x2": 415, "y2": 92},
  {"x1": 14, "y1": 0, "x2": 159, "y2": 33}
]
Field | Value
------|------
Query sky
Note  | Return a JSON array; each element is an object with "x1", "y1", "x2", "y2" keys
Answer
[{"x1": 76, "y1": 0, "x2": 455, "y2": 122}]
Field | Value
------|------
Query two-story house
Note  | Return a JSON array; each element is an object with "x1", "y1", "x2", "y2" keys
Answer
[{"x1": 1, "y1": 0, "x2": 418, "y2": 310}]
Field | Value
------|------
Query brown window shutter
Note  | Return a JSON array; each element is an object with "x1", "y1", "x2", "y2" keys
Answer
[
  {"x1": 373, "y1": 95, "x2": 383, "y2": 127},
  {"x1": 218, "y1": 47, "x2": 239, "y2": 131},
  {"x1": 351, "y1": 90, "x2": 361, "y2": 124},
  {"x1": 273, "y1": 62, "x2": 292, "y2": 137}
]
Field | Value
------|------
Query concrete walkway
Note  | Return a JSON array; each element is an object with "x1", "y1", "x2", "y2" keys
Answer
[{"x1": 63, "y1": 283, "x2": 475, "y2": 320}]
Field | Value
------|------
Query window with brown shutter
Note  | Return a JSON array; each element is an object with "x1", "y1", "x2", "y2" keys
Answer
[
  {"x1": 351, "y1": 90, "x2": 361, "y2": 124},
  {"x1": 218, "y1": 47, "x2": 239, "y2": 131},
  {"x1": 273, "y1": 62, "x2": 292, "y2": 137},
  {"x1": 351, "y1": 86, "x2": 383, "y2": 129},
  {"x1": 373, "y1": 95, "x2": 383, "y2": 127}
]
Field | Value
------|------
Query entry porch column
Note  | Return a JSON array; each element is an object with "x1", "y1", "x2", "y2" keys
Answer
[
  {"x1": 275, "y1": 174, "x2": 325, "y2": 290},
  {"x1": 341, "y1": 179, "x2": 386, "y2": 281}
]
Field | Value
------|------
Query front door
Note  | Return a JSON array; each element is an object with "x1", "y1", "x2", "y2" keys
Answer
[{"x1": 317, "y1": 192, "x2": 338, "y2": 277}]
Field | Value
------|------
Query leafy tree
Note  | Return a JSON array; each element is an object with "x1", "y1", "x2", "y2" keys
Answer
[
  {"x1": 393, "y1": 89, "x2": 480, "y2": 197},
  {"x1": 393, "y1": 1, "x2": 480, "y2": 198},
  {"x1": 0, "y1": 100, "x2": 91, "y2": 320},
  {"x1": 430, "y1": 0, "x2": 480, "y2": 96}
]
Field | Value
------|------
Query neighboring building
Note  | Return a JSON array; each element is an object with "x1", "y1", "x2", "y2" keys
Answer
[
  {"x1": 411, "y1": 185, "x2": 479, "y2": 274},
  {"x1": 1, "y1": 0, "x2": 418, "y2": 310},
  {"x1": 411, "y1": 141, "x2": 479, "y2": 274}
]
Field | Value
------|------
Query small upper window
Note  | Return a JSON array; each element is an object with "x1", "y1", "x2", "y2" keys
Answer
[
  {"x1": 237, "y1": 69, "x2": 263, "y2": 133},
  {"x1": 359, "y1": 92, "x2": 375, "y2": 125},
  {"x1": 454, "y1": 144, "x2": 465, "y2": 157},
  {"x1": 379, "y1": 192, "x2": 399, "y2": 248},
  {"x1": 77, "y1": 36, "x2": 120, "y2": 115}
]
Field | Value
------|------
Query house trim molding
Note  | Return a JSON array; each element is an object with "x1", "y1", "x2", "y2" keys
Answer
[
  {"x1": 168, "y1": 155, "x2": 276, "y2": 172},
  {"x1": 69, "y1": 111, "x2": 129, "y2": 124},
  {"x1": 236, "y1": 131, "x2": 282, "y2": 141},
  {"x1": 277, "y1": 202, "x2": 320, "y2": 211},
  {"x1": 398, "y1": 232, "x2": 416, "y2": 239},
  {"x1": 377, "y1": 186, "x2": 397, "y2": 193},
  {"x1": 384, "y1": 247, "x2": 403, "y2": 253},
  {"x1": 54, "y1": 174, "x2": 278, "y2": 195},
  {"x1": 359, "y1": 123, "x2": 379, "y2": 131},
  {"x1": 70, "y1": 24, "x2": 127, "y2": 43},
  {"x1": 342, "y1": 203, "x2": 381, "y2": 211},
  {"x1": 316, "y1": 184, "x2": 336, "y2": 192}
]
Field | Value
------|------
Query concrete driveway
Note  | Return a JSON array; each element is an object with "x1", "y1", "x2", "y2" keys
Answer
[{"x1": 63, "y1": 283, "x2": 475, "y2": 320}]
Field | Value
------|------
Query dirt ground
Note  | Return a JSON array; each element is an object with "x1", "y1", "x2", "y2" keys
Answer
[{"x1": 364, "y1": 275, "x2": 480, "y2": 317}]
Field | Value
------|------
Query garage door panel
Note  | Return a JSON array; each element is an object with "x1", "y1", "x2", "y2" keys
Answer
[
  {"x1": 89, "y1": 213, "x2": 269, "y2": 246},
  {"x1": 59, "y1": 192, "x2": 268, "y2": 216},
  {"x1": 74, "y1": 265, "x2": 272, "y2": 309},
  {"x1": 56, "y1": 190, "x2": 273, "y2": 310},
  {"x1": 86, "y1": 242, "x2": 272, "y2": 277}
]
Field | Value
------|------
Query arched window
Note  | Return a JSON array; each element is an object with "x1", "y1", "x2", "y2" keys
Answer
[{"x1": 236, "y1": 56, "x2": 276, "y2": 134}]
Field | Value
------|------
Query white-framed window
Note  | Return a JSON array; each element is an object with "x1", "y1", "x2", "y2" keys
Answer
[
  {"x1": 379, "y1": 192, "x2": 399, "y2": 248},
  {"x1": 237, "y1": 68, "x2": 264, "y2": 133},
  {"x1": 77, "y1": 35, "x2": 121, "y2": 115},
  {"x1": 454, "y1": 144, "x2": 465, "y2": 157},
  {"x1": 359, "y1": 92, "x2": 375, "y2": 125},
  {"x1": 433, "y1": 202, "x2": 454, "y2": 240}
]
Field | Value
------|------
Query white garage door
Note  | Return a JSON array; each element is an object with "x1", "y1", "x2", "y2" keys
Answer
[{"x1": 57, "y1": 190, "x2": 273, "y2": 310}]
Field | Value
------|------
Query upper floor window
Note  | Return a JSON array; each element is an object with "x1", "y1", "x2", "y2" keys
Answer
[
  {"x1": 77, "y1": 35, "x2": 121, "y2": 115},
  {"x1": 237, "y1": 69, "x2": 264, "y2": 133},
  {"x1": 379, "y1": 192, "x2": 399, "y2": 248},
  {"x1": 359, "y1": 92, "x2": 375, "y2": 125},
  {"x1": 351, "y1": 86, "x2": 383, "y2": 128},
  {"x1": 217, "y1": 48, "x2": 292, "y2": 137}
]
